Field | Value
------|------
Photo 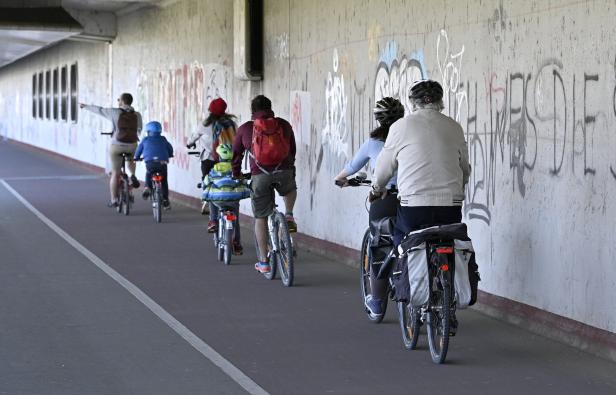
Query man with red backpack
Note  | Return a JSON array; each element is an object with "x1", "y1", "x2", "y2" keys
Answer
[
  {"x1": 80, "y1": 93, "x2": 142, "y2": 207},
  {"x1": 232, "y1": 95, "x2": 297, "y2": 274}
]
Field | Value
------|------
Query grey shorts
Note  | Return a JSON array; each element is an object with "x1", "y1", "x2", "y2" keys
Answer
[
  {"x1": 250, "y1": 169, "x2": 297, "y2": 218},
  {"x1": 109, "y1": 143, "x2": 137, "y2": 172}
]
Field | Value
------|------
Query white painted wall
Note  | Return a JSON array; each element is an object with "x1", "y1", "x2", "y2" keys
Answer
[{"x1": 1, "y1": 0, "x2": 615, "y2": 334}]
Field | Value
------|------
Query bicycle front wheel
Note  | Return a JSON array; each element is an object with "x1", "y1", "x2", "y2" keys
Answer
[
  {"x1": 426, "y1": 270, "x2": 452, "y2": 364},
  {"x1": 276, "y1": 214, "x2": 294, "y2": 287},
  {"x1": 398, "y1": 302, "x2": 421, "y2": 350}
]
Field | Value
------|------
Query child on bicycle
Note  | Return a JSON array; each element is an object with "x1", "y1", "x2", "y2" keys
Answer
[
  {"x1": 134, "y1": 121, "x2": 174, "y2": 208},
  {"x1": 201, "y1": 144, "x2": 249, "y2": 255}
]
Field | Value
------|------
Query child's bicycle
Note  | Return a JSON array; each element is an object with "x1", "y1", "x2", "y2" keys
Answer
[
  {"x1": 101, "y1": 132, "x2": 132, "y2": 216},
  {"x1": 188, "y1": 151, "x2": 245, "y2": 265}
]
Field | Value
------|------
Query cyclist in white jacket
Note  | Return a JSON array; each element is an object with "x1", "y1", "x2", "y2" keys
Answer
[{"x1": 371, "y1": 80, "x2": 471, "y2": 246}]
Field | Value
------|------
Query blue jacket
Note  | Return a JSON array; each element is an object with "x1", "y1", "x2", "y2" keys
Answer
[{"x1": 134, "y1": 135, "x2": 174, "y2": 162}]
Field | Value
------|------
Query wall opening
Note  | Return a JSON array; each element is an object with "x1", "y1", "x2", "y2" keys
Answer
[
  {"x1": 37, "y1": 72, "x2": 43, "y2": 119},
  {"x1": 32, "y1": 74, "x2": 37, "y2": 118},
  {"x1": 45, "y1": 70, "x2": 51, "y2": 120},
  {"x1": 70, "y1": 63, "x2": 77, "y2": 123},
  {"x1": 61, "y1": 66, "x2": 67, "y2": 121},
  {"x1": 53, "y1": 68, "x2": 59, "y2": 120}
]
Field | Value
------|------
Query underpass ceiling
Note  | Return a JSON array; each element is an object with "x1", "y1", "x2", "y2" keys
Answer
[{"x1": 0, "y1": 0, "x2": 175, "y2": 69}]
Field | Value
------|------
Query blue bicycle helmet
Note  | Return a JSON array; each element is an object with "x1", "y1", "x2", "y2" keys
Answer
[{"x1": 145, "y1": 121, "x2": 162, "y2": 135}]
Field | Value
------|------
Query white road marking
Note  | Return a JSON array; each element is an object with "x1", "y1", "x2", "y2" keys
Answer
[
  {"x1": 2, "y1": 175, "x2": 104, "y2": 181},
  {"x1": 0, "y1": 179, "x2": 269, "y2": 395}
]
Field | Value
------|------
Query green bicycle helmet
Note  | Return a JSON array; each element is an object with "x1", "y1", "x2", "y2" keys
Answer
[{"x1": 216, "y1": 143, "x2": 233, "y2": 161}]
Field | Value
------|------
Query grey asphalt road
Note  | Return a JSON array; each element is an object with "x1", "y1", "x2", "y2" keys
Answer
[{"x1": 1, "y1": 140, "x2": 615, "y2": 395}]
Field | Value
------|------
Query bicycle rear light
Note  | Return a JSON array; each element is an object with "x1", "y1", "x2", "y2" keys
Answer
[
  {"x1": 225, "y1": 213, "x2": 237, "y2": 221},
  {"x1": 436, "y1": 247, "x2": 453, "y2": 254},
  {"x1": 440, "y1": 264, "x2": 449, "y2": 271},
  {"x1": 152, "y1": 174, "x2": 163, "y2": 182}
]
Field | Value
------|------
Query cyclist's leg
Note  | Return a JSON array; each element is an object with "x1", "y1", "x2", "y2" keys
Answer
[
  {"x1": 108, "y1": 144, "x2": 124, "y2": 203},
  {"x1": 125, "y1": 143, "x2": 138, "y2": 176},
  {"x1": 230, "y1": 201, "x2": 241, "y2": 243},
  {"x1": 251, "y1": 173, "x2": 275, "y2": 263},
  {"x1": 160, "y1": 164, "x2": 169, "y2": 201},
  {"x1": 144, "y1": 162, "x2": 153, "y2": 190},
  {"x1": 368, "y1": 194, "x2": 398, "y2": 301},
  {"x1": 274, "y1": 169, "x2": 298, "y2": 230}
]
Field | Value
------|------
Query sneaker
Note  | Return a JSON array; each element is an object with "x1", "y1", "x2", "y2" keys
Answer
[
  {"x1": 107, "y1": 201, "x2": 118, "y2": 208},
  {"x1": 365, "y1": 295, "x2": 384, "y2": 317},
  {"x1": 130, "y1": 175, "x2": 140, "y2": 188},
  {"x1": 255, "y1": 261, "x2": 271, "y2": 273},
  {"x1": 162, "y1": 200, "x2": 171, "y2": 210},
  {"x1": 142, "y1": 188, "x2": 151, "y2": 200},
  {"x1": 201, "y1": 201, "x2": 210, "y2": 215},
  {"x1": 233, "y1": 241, "x2": 243, "y2": 256},
  {"x1": 207, "y1": 220, "x2": 218, "y2": 233},
  {"x1": 285, "y1": 215, "x2": 297, "y2": 233}
]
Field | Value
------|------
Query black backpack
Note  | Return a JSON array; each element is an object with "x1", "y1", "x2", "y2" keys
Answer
[{"x1": 116, "y1": 109, "x2": 139, "y2": 143}]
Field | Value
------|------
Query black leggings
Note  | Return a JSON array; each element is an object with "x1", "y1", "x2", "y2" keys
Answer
[{"x1": 368, "y1": 193, "x2": 398, "y2": 302}]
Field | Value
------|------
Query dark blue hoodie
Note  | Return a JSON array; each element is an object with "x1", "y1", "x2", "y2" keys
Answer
[{"x1": 134, "y1": 133, "x2": 174, "y2": 162}]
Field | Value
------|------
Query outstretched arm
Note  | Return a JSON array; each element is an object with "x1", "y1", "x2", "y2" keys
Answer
[{"x1": 80, "y1": 104, "x2": 116, "y2": 122}]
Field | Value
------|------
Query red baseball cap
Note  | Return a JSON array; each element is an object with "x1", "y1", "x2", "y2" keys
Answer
[{"x1": 208, "y1": 98, "x2": 227, "y2": 116}]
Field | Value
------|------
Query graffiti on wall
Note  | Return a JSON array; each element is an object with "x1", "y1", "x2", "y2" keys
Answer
[
  {"x1": 436, "y1": 29, "x2": 467, "y2": 123},
  {"x1": 321, "y1": 49, "x2": 350, "y2": 166},
  {"x1": 374, "y1": 41, "x2": 426, "y2": 113},
  {"x1": 461, "y1": 62, "x2": 615, "y2": 225},
  {"x1": 137, "y1": 62, "x2": 230, "y2": 171},
  {"x1": 290, "y1": 90, "x2": 311, "y2": 146}
]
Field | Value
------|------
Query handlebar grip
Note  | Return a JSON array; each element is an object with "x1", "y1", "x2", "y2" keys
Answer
[
  {"x1": 187, "y1": 151, "x2": 200, "y2": 155},
  {"x1": 100, "y1": 132, "x2": 112, "y2": 136}
]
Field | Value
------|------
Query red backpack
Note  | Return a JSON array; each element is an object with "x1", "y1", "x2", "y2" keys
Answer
[{"x1": 251, "y1": 117, "x2": 290, "y2": 167}]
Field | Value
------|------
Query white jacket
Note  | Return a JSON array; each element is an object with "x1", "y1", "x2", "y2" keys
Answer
[
  {"x1": 373, "y1": 108, "x2": 470, "y2": 207},
  {"x1": 187, "y1": 123, "x2": 214, "y2": 161}
]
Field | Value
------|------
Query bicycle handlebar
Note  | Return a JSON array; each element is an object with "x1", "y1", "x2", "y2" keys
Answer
[
  {"x1": 187, "y1": 151, "x2": 200, "y2": 156},
  {"x1": 335, "y1": 176, "x2": 372, "y2": 187},
  {"x1": 100, "y1": 132, "x2": 112, "y2": 136}
]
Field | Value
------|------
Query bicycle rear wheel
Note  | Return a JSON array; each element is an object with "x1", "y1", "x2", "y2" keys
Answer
[
  {"x1": 153, "y1": 186, "x2": 162, "y2": 223},
  {"x1": 123, "y1": 181, "x2": 130, "y2": 216},
  {"x1": 398, "y1": 302, "x2": 421, "y2": 350},
  {"x1": 427, "y1": 270, "x2": 452, "y2": 364},
  {"x1": 116, "y1": 180, "x2": 124, "y2": 214},
  {"x1": 276, "y1": 213, "x2": 294, "y2": 287},
  {"x1": 223, "y1": 225, "x2": 233, "y2": 265}
]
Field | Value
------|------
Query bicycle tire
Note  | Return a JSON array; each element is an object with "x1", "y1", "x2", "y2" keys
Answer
[
  {"x1": 359, "y1": 229, "x2": 387, "y2": 323},
  {"x1": 223, "y1": 227, "x2": 233, "y2": 265},
  {"x1": 276, "y1": 213, "x2": 294, "y2": 287},
  {"x1": 398, "y1": 302, "x2": 421, "y2": 350},
  {"x1": 123, "y1": 181, "x2": 130, "y2": 216},
  {"x1": 117, "y1": 180, "x2": 124, "y2": 214},
  {"x1": 427, "y1": 269, "x2": 452, "y2": 364},
  {"x1": 217, "y1": 221, "x2": 224, "y2": 261},
  {"x1": 153, "y1": 186, "x2": 162, "y2": 223}
]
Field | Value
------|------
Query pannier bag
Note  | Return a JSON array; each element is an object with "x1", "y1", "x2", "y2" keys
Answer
[{"x1": 396, "y1": 223, "x2": 480, "y2": 309}]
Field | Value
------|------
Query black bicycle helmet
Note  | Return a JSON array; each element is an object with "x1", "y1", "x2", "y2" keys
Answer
[
  {"x1": 373, "y1": 97, "x2": 405, "y2": 125},
  {"x1": 409, "y1": 79, "x2": 443, "y2": 103}
]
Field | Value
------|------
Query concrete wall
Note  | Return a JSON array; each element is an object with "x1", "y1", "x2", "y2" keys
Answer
[{"x1": 1, "y1": 0, "x2": 615, "y2": 334}]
